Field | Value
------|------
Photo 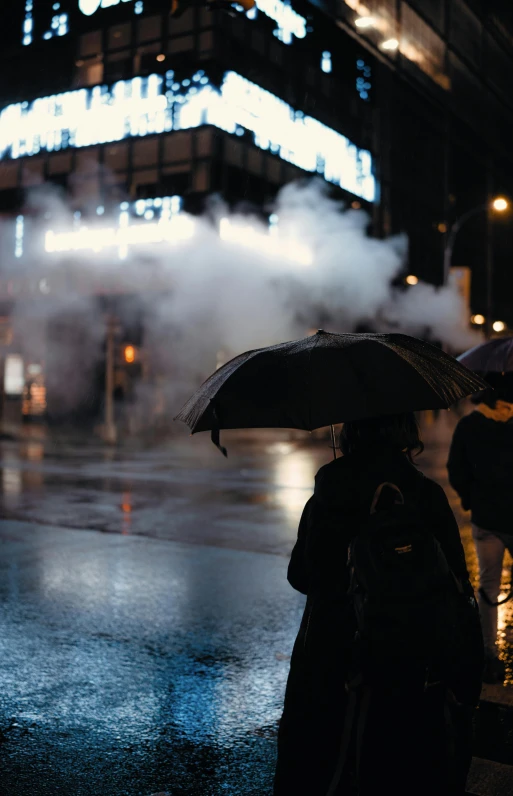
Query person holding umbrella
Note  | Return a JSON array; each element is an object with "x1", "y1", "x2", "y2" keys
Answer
[
  {"x1": 448, "y1": 339, "x2": 513, "y2": 684},
  {"x1": 176, "y1": 330, "x2": 485, "y2": 796}
]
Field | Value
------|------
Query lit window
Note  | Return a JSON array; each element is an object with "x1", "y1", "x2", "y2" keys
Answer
[
  {"x1": 321, "y1": 51, "x2": 332, "y2": 74},
  {"x1": 22, "y1": 0, "x2": 33, "y2": 46},
  {"x1": 5, "y1": 355, "x2": 24, "y2": 396},
  {"x1": 234, "y1": 0, "x2": 307, "y2": 45},
  {"x1": 43, "y1": 12, "x2": 69, "y2": 41},
  {"x1": 15, "y1": 215, "x2": 24, "y2": 258},
  {"x1": 356, "y1": 58, "x2": 372, "y2": 101}
]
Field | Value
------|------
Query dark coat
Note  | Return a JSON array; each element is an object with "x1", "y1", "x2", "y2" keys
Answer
[
  {"x1": 273, "y1": 447, "x2": 473, "y2": 796},
  {"x1": 448, "y1": 410, "x2": 513, "y2": 533}
]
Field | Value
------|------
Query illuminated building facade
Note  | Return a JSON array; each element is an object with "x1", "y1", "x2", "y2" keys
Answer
[
  {"x1": 1, "y1": 2, "x2": 512, "y2": 286},
  {"x1": 1, "y1": 0, "x2": 376, "y2": 217},
  {"x1": 0, "y1": 1, "x2": 513, "y2": 427},
  {"x1": 325, "y1": 0, "x2": 513, "y2": 315},
  {"x1": 0, "y1": 0, "x2": 378, "y2": 426}
]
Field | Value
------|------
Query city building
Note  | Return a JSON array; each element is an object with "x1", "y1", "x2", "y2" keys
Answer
[{"x1": 0, "y1": 0, "x2": 512, "y2": 430}]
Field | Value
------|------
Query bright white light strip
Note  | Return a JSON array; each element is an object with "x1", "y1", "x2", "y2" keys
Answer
[
  {"x1": 79, "y1": 0, "x2": 134, "y2": 16},
  {"x1": 45, "y1": 215, "x2": 195, "y2": 255},
  {"x1": 0, "y1": 73, "x2": 375, "y2": 202},
  {"x1": 42, "y1": 196, "x2": 313, "y2": 264},
  {"x1": 253, "y1": 0, "x2": 306, "y2": 44},
  {"x1": 184, "y1": 72, "x2": 376, "y2": 201},
  {"x1": 31, "y1": 0, "x2": 298, "y2": 46},
  {"x1": 219, "y1": 218, "x2": 312, "y2": 265}
]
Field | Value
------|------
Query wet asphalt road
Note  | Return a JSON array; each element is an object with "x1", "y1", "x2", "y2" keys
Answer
[{"x1": 0, "y1": 414, "x2": 511, "y2": 795}]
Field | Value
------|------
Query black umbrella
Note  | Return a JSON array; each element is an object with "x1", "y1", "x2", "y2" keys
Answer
[
  {"x1": 175, "y1": 330, "x2": 487, "y2": 456},
  {"x1": 458, "y1": 336, "x2": 513, "y2": 373}
]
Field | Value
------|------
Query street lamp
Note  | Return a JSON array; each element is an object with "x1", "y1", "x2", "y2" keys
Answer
[
  {"x1": 492, "y1": 197, "x2": 508, "y2": 212},
  {"x1": 471, "y1": 314, "x2": 485, "y2": 326},
  {"x1": 443, "y1": 196, "x2": 509, "y2": 338}
]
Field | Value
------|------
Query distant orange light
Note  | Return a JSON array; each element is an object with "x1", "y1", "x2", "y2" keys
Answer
[
  {"x1": 122, "y1": 502, "x2": 132, "y2": 514},
  {"x1": 156, "y1": 53, "x2": 166, "y2": 62},
  {"x1": 124, "y1": 345, "x2": 136, "y2": 364}
]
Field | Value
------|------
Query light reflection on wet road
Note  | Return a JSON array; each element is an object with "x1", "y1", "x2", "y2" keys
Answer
[{"x1": 0, "y1": 415, "x2": 510, "y2": 795}]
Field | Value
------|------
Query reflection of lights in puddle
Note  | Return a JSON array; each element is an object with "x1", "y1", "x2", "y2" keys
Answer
[
  {"x1": 2, "y1": 466, "x2": 22, "y2": 507},
  {"x1": 273, "y1": 451, "x2": 315, "y2": 520},
  {"x1": 497, "y1": 554, "x2": 512, "y2": 679},
  {"x1": 3, "y1": 467, "x2": 21, "y2": 494},
  {"x1": 26, "y1": 442, "x2": 44, "y2": 460},
  {"x1": 121, "y1": 492, "x2": 132, "y2": 534}
]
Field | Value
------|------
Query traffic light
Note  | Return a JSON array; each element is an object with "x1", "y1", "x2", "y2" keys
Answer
[{"x1": 124, "y1": 345, "x2": 136, "y2": 364}]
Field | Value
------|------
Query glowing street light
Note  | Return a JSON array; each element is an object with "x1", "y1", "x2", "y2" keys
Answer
[
  {"x1": 471, "y1": 314, "x2": 485, "y2": 326},
  {"x1": 405, "y1": 274, "x2": 418, "y2": 286},
  {"x1": 443, "y1": 196, "x2": 511, "y2": 338},
  {"x1": 493, "y1": 321, "x2": 506, "y2": 333},
  {"x1": 492, "y1": 197, "x2": 508, "y2": 212}
]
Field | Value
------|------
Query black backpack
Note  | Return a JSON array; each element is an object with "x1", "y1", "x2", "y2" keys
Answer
[
  {"x1": 325, "y1": 482, "x2": 483, "y2": 796},
  {"x1": 346, "y1": 481, "x2": 457, "y2": 688}
]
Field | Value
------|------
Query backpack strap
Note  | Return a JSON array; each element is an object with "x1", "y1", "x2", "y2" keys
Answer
[
  {"x1": 479, "y1": 583, "x2": 513, "y2": 607},
  {"x1": 370, "y1": 482, "x2": 404, "y2": 514}
]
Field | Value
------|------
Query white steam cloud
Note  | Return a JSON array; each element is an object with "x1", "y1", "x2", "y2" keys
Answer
[{"x1": 1, "y1": 179, "x2": 480, "y2": 425}]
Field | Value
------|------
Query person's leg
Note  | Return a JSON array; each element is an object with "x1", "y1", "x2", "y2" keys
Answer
[{"x1": 472, "y1": 525, "x2": 505, "y2": 653}]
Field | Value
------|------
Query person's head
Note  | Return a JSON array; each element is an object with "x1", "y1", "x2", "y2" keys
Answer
[
  {"x1": 339, "y1": 412, "x2": 424, "y2": 462},
  {"x1": 470, "y1": 372, "x2": 513, "y2": 407}
]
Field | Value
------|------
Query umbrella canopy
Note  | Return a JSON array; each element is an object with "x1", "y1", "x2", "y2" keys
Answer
[
  {"x1": 175, "y1": 331, "x2": 486, "y2": 453},
  {"x1": 458, "y1": 336, "x2": 513, "y2": 374}
]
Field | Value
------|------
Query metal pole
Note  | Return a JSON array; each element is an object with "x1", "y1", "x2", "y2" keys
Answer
[
  {"x1": 330, "y1": 424, "x2": 337, "y2": 460},
  {"x1": 443, "y1": 204, "x2": 487, "y2": 286},
  {"x1": 104, "y1": 316, "x2": 117, "y2": 444},
  {"x1": 486, "y1": 204, "x2": 494, "y2": 340}
]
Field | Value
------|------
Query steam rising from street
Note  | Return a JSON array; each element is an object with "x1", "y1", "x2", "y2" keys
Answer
[{"x1": 2, "y1": 179, "x2": 480, "y2": 421}]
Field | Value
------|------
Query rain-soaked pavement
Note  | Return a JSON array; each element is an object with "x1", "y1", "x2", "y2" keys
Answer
[{"x1": 0, "y1": 412, "x2": 511, "y2": 795}]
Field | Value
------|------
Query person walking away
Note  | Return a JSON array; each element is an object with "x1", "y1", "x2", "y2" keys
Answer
[
  {"x1": 448, "y1": 373, "x2": 513, "y2": 684},
  {"x1": 274, "y1": 413, "x2": 482, "y2": 796}
]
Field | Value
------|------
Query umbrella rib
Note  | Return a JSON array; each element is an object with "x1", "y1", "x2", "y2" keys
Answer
[
  {"x1": 306, "y1": 333, "x2": 322, "y2": 431},
  {"x1": 377, "y1": 337, "x2": 473, "y2": 403}
]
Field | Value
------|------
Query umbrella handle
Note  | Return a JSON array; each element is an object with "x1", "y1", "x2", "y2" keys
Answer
[{"x1": 330, "y1": 425, "x2": 338, "y2": 460}]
